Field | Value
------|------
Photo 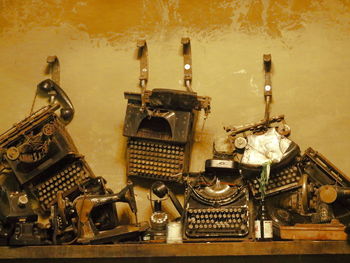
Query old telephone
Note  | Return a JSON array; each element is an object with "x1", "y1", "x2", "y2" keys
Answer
[
  {"x1": 0, "y1": 188, "x2": 51, "y2": 245},
  {"x1": 144, "y1": 181, "x2": 183, "y2": 241},
  {"x1": 37, "y1": 56, "x2": 74, "y2": 124}
]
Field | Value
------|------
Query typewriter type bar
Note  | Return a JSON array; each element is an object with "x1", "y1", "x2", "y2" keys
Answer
[{"x1": 301, "y1": 147, "x2": 350, "y2": 187}]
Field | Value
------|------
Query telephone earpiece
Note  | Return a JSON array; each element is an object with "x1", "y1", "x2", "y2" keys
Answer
[{"x1": 37, "y1": 79, "x2": 75, "y2": 124}]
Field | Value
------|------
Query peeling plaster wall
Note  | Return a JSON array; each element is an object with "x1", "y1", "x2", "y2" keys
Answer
[{"x1": 0, "y1": 0, "x2": 350, "y2": 222}]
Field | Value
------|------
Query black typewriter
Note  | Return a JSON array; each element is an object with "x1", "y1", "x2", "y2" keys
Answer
[
  {"x1": 124, "y1": 90, "x2": 202, "y2": 182},
  {"x1": 301, "y1": 147, "x2": 350, "y2": 187},
  {"x1": 183, "y1": 159, "x2": 252, "y2": 240},
  {"x1": 0, "y1": 104, "x2": 95, "y2": 212}
]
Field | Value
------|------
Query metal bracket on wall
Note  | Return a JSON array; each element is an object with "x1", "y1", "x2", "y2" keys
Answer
[
  {"x1": 263, "y1": 54, "x2": 272, "y2": 125},
  {"x1": 137, "y1": 40, "x2": 149, "y2": 110},
  {"x1": 181, "y1": 37, "x2": 193, "y2": 92},
  {"x1": 46, "y1": 56, "x2": 61, "y2": 105},
  {"x1": 47, "y1": 56, "x2": 60, "y2": 85}
]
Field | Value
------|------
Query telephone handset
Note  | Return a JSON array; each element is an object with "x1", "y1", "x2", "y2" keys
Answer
[
  {"x1": 36, "y1": 56, "x2": 74, "y2": 124},
  {"x1": 37, "y1": 79, "x2": 74, "y2": 124}
]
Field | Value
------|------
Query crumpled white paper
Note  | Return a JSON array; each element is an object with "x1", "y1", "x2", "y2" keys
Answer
[{"x1": 241, "y1": 128, "x2": 292, "y2": 166}]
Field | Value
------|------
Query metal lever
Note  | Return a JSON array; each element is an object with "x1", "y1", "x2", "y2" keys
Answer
[
  {"x1": 127, "y1": 180, "x2": 138, "y2": 225},
  {"x1": 181, "y1": 37, "x2": 193, "y2": 92},
  {"x1": 137, "y1": 40, "x2": 148, "y2": 110},
  {"x1": 263, "y1": 54, "x2": 272, "y2": 125}
]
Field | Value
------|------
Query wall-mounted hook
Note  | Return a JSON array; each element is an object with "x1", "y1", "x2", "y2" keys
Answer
[
  {"x1": 181, "y1": 37, "x2": 193, "y2": 92},
  {"x1": 46, "y1": 56, "x2": 60, "y2": 104},
  {"x1": 137, "y1": 40, "x2": 148, "y2": 110},
  {"x1": 263, "y1": 54, "x2": 272, "y2": 125},
  {"x1": 47, "y1": 56, "x2": 60, "y2": 84}
]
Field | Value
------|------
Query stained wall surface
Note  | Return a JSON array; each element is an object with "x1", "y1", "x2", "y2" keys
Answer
[{"x1": 0, "y1": 0, "x2": 350, "y2": 221}]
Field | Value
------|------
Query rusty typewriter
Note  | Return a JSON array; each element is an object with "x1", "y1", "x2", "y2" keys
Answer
[
  {"x1": 265, "y1": 147, "x2": 350, "y2": 240},
  {"x1": 218, "y1": 54, "x2": 350, "y2": 240},
  {"x1": 123, "y1": 39, "x2": 211, "y2": 182},
  {"x1": 0, "y1": 57, "x2": 147, "y2": 245},
  {"x1": 0, "y1": 104, "x2": 96, "y2": 213},
  {"x1": 221, "y1": 55, "x2": 302, "y2": 205},
  {"x1": 0, "y1": 57, "x2": 95, "y2": 213}
]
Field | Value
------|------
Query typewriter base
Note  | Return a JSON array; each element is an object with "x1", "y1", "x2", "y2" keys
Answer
[{"x1": 77, "y1": 221, "x2": 149, "y2": 244}]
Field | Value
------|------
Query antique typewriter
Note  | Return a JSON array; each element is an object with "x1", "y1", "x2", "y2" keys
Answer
[
  {"x1": 0, "y1": 104, "x2": 95, "y2": 212},
  {"x1": 222, "y1": 55, "x2": 302, "y2": 199},
  {"x1": 223, "y1": 114, "x2": 302, "y2": 199},
  {"x1": 123, "y1": 39, "x2": 210, "y2": 182},
  {"x1": 183, "y1": 159, "x2": 252, "y2": 240},
  {"x1": 0, "y1": 57, "x2": 95, "y2": 212},
  {"x1": 301, "y1": 147, "x2": 350, "y2": 188},
  {"x1": 299, "y1": 148, "x2": 350, "y2": 223},
  {"x1": 252, "y1": 147, "x2": 350, "y2": 237}
]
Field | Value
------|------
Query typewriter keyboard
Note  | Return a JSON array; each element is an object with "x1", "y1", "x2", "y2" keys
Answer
[
  {"x1": 249, "y1": 164, "x2": 301, "y2": 198},
  {"x1": 185, "y1": 207, "x2": 249, "y2": 238},
  {"x1": 32, "y1": 160, "x2": 92, "y2": 211},
  {"x1": 127, "y1": 139, "x2": 185, "y2": 181}
]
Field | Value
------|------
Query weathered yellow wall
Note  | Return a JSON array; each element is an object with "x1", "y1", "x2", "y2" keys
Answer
[{"x1": 1, "y1": 0, "x2": 350, "y2": 222}]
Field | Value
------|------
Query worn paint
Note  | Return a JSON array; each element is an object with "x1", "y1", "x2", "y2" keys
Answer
[{"x1": 0, "y1": 0, "x2": 350, "y2": 222}]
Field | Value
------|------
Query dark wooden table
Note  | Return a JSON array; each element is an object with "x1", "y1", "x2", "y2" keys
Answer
[{"x1": 2, "y1": 241, "x2": 350, "y2": 262}]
